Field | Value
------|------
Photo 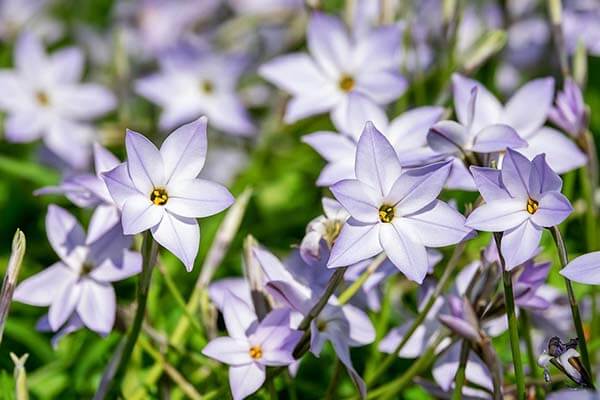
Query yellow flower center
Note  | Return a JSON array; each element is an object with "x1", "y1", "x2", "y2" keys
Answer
[
  {"x1": 526, "y1": 198, "x2": 539, "y2": 214},
  {"x1": 317, "y1": 319, "x2": 328, "y2": 332},
  {"x1": 36, "y1": 91, "x2": 50, "y2": 106},
  {"x1": 80, "y1": 262, "x2": 94, "y2": 276},
  {"x1": 378, "y1": 205, "x2": 395, "y2": 223},
  {"x1": 323, "y1": 220, "x2": 343, "y2": 245},
  {"x1": 338, "y1": 74, "x2": 355, "y2": 92},
  {"x1": 150, "y1": 188, "x2": 168, "y2": 206},
  {"x1": 249, "y1": 345, "x2": 263, "y2": 360},
  {"x1": 200, "y1": 79, "x2": 214, "y2": 94}
]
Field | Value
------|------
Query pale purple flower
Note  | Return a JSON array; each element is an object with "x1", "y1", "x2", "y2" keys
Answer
[
  {"x1": 327, "y1": 122, "x2": 470, "y2": 284},
  {"x1": 259, "y1": 12, "x2": 406, "y2": 133},
  {"x1": 303, "y1": 106, "x2": 444, "y2": 186},
  {"x1": 561, "y1": 252, "x2": 600, "y2": 285},
  {"x1": 35, "y1": 143, "x2": 121, "y2": 243},
  {"x1": 102, "y1": 117, "x2": 235, "y2": 271},
  {"x1": 253, "y1": 246, "x2": 375, "y2": 397},
  {"x1": 0, "y1": 0, "x2": 62, "y2": 42},
  {"x1": 13, "y1": 205, "x2": 141, "y2": 334},
  {"x1": 135, "y1": 50, "x2": 255, "y2": 136},
  {"x1": 538, "y1": 336, "x2": 593, "y2": 388},
  {"x1": 202, "y1": 293, "x2": 301, "y2": 400},
  {"x1": 466, "y1": 149, "x2": 573, "y2": 269},
  {"x1": 0, "y1": 32, "x2": 116, "y2": 169},
  {"x1": 514, "y1": 260, "x2": 551, "y2": 310},
  {"x1": 449, "y1": 74, "x2": 587, "y2": 174},
  {"x1": 549, "y1": 78, "x2": 589, "y2": 138}
]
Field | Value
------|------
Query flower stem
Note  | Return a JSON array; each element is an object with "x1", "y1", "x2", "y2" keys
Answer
[
  {"x1": 338, "y1": 254, "x2": 387, "y2": 305},
  {"x1": 366, "y1": 241, "x2": 466, "y2": 386},
  {"x1": 493, "y1": 233, "x2": 525, "y2": 400},
  {"x1": 451, "y1": 340, "x2": 470, "y2": 400},
  {"x1": 521, "y1": 310, "x2": 544, "y2": 399},
  {"x1": 549, "y1": 225, "x2": 593, "y2": 379},
  {"x1": 95, "y1": 232, "x2": 158, "y2": 399}
]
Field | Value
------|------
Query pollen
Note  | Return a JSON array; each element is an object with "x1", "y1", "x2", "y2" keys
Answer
[
  {"x1": 150, "y1": 188, "x2": 168, "y2": 206},
  {"x1": 526, "y1": 198, "x2": 539, "y2": 214},
  {"x1": 317, "y1": 319, "x2": 327, "y2": 332},
  {"x1": 249, "y1": 345, "x2": 263, "y2": 360},
  {"x1": 338, "y1": 74, "x2": 355, "y2": 92},
  {"x1": 200, "y1": 79, "x2": 214, "y2": 94},
  {"x1": 80, "y1": 263, "x2": 94, "y2": 276},
  {"x1": 35, "y1": 91, "x2": 50, "y2": 106},
  {"x1": 378, "y1": 205, "x2": 395, "y2": 223}
]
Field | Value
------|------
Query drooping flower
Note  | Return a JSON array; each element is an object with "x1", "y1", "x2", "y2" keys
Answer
[
  {"x1": 35, "y1": 143, "x2": 122, "y2": 242},
  {"x1": 13, "y1": 205, "x2": 141, "y2": 334},
  {"x1": 549, "y1": 78, "x2": 589, "y2": 138},
  {"x1": 466, "y1": 149, "x2": 573, "y2": 269},
  {"x1": 448, "y1": 74, "x2": 587, "y2": 174},
  {"x1": 303, "y1": 106, "x2": 444, "y2": 186},
  {"x1": 102, "y1": 117, "x2": 235, "y2": 271},
  {"x1": 328, "y1": 122, "x2": 471, "y2": 283},
  {"x1": 0, "y1": 32, "x2": 116, "y2": 168},
  {"x1": 259, "y1": 12, "x2": 406, "y2": 133},
  {"x1": 202, "y1": 293, "x2": 301, "y2": 400},
  {"x1": 538, "y1": 336, "x2": 594, "y2": 388},
  {"x1": 135, "y1": 49, "x2": 255, "y2": 136}
]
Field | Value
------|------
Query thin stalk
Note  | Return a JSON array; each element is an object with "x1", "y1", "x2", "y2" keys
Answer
[
  {"x1": 493, "y1": 232, "x2": 525, "y2": 400},
  {"x1": 549, "y1": 226, "x2": 593, "y2": 378},
  {"x1": 521, "y1": 311, "x2": 544, "y2": 399},
  {"x1": 338, "y1": 254, "x2": 387, "y2": 305},
  {"x1": 451, "y1": 340, "x2": 470, "y2": 400},
  {"x1": 366, "y1": 241, "x2": 466, "y2": 386},
  {"x1": 324, "y1": 360, "x2": 343, "y2": 400},
  {"x1": 95, "y1": 232, "x2": 158, "y2": 399},
  {"x1": 0, "y1": 230, "x2": 25, "y2": 346}
]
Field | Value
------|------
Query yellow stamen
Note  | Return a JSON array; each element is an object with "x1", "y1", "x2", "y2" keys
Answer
[
  {"x1": 200, "y1": 80, "x2": 214, "y2": 94},
  {"x1": 249, "y1": 345, "x2": 263, "y2": 359},
  {"x1": 150, "y1": 188, "x2": 168, "y2": 206},
  {"x1": 526, "y1": 198, "x2": 539, "y2": 214},
  {"x1": 338, "y1": 74, "x2": 355, "y2": 92},
  {"x1": 36, "y1": 91, "x2": 50, "y2": 106},
  {"x1": 378, "y1": 205, "x2": 395, "y2": 223}
]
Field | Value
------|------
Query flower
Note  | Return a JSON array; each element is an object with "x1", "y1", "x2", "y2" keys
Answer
[
  {"x1": 327, "y1": 122, "x2": 470, "y2": 283},
  {"x1": 202, "y1": 293, "x2": 301, "y2": 400},
  {"x1": 549, "y1": 78, "x2": 589, "y2": 138},
  {"x1": 466, "y1": 149, "x2": 573, "y2": 269},
  {"x1": 13, "y1": 205, "x2": 141, "y2": 334},
  {"x1": 448, "y1": 74, "x2": 587, "y2": 174},
  {"x1": 259, "y1": 12, "x2": 406, "y2": 133},
  {"x1": 35, "y1": 143, "x2": 122, "y2": 242},
  {"x1": 560, "y1": 251, "x2": 600, "y2": 285},
  {"x1": 135, "y1": 49, "x2": 255, "y2": 136},
  {"x1": 0, "y1": 32, "x2": 116, "y2": 168},
  {"x1": 303, "y1": 106, "x2": 444, "y2": 186},
  {"x1": 538, "y1": 336, "x2": 594, "y2": 388},
  {"x1": 102, "y1": 117, "x2": 234, "y2": 271}
]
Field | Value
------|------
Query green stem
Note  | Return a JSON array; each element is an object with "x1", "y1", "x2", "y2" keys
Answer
[
  {"x1": 493, "y1": 233, "x2": 525, "y2": 400},
  {"x1": 549, "y1": 226, "x2": 593, "y2": 379},
  {"x1": 366, "y1": 241, "x2": 466, "y2": 386},
  {"x1": 521, "y1": 311, "x2": 544, "y2": 399},
  {"x1": 324, "y1": 360, "x2": 343, "y2": 400},
  {"x1": 95, "y1": 232, "x2": 158, "y2": 399},
  {"x1": 451, "y1": 340, "x2": 470, "y2": 400},
  {"x1": 338, "y1": 254, "x2": 386, "y2": 305}
]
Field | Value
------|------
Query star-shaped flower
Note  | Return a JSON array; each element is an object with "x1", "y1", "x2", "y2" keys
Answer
[
  {"x1": 328, "y1": 122, "x2": 471, "y2": 283},
  {"x1": 0, "y1": 32, "x2": 116, "y2": 168},
  {"x1": 102, "y1": 117, "x2": 235, "y2": 271},
  {"x1": 14, "y1": 205, "x2": 141, "y2": 334},
  {"x1": 466, "y1": 148, "x2": 573, "y2": 269},
  {"x1": 259, "y1": 12, "x2": 406, "y2": 133}
]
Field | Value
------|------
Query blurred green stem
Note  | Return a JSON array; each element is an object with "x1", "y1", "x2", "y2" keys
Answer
[
  {"x1": 521, "y1": 311, "x2": 544, "y2": 398},
  {"x1": 549, "y1": 226, "x2": 593, "y2": 379},
  {"x1": 493, "y1": 233, "x2": 525, "y2": 400},
  {"x1": 365, "y1": 241, "x2": 466, "y2": 386},
  {"x1": 451, "y1": 340, "x2": 469, "y2": 400},
  {"x1": 96, "y1": 232, "x2": 158, "y2": 399}
]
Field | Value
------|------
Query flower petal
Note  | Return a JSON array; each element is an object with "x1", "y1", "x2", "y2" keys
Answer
[
  {"x1": 501, "y1": 148, "x2": 533, "y2": 199},
  {"x1": 76, "y1": 279, "x2": 116, "y2": 334},
  {"x1": 561, "y1": 252, "x2": 600, "y2": 285},
  {"x1": 46, "y1": 205, "x2": 86, "y2": 269},
  {"x1": 121, "y1": 195, "x2": 164, "y2": 235},
  {"x1": 471, "y1": 124, "x2": 527, "y2": 153},
  {"x1": 259, "y1": 53, "x2": 330, "y2": 95},
  {"x1": 90, "y1": 250, "x2": 142, "y2": 282},
  {"x1": 328, "y1": 220, "x2": 382, "y2": 268},
  {"x1": 229, "y1": 363, "x2": 265, "y2": 400},
  {"x1": 529, "y1": 153, "x2": 562, "y2": 196},
  {"x1": 331, "y1": 92, "x2": 388, "y2": 139},
  {"x1": 355, "y1": 121, "x2": 402, "y2": 195},
  {"x1": 202, "y1": 337, "x2": 252, "y2": 366},
  {"x1": 517, "y1": 127, "x2": 587, "y2": 174},
  {"x1": 470, "y1": 166, "x2": 510, "y2": 202},
  {"x1": 404, "y1": 200, "x2": 470, "y2": 247},
  {"x1": 502, "y1": 77, "x2": 555, "y2": 137},
  {"x1": 160, "y1": 117, "x2": 208, "y2": 182},
  {"x1": 330, "y1": 179, "x2": 380, "y2": 223},
  {"x1": 531, "y1": 191, "x2": 572, "y2": 227},
  {"x1": 501, "y1": 220, "x2": 542, "y2": 270},
  {"x1": 165, "y1": 178, "x2": 234, "y2": 218},
  {"x1": 465, "y1": 199, "x2": 528, "y2": 232},
  {"x1": 452, "y1": 74, "x2": 502, "y2": 131},
  {"x1": 125, "y1": 129, "x2": 165, "y2": 193},
  {"x1": 102, "y1": 162, "x2": 140, "y2": 209},
  {"x1": 307, "y1": 12, "x2": 350, "y2": 78},
  {"x1": 387, "y1": 106, "x2": 445, "y2": 150},
  {"x1": 151, "y1": 211, "x2": 199, "y2": 271},
  {"x1": 14, "y1": 262, "x2": 74, "y2": 306},
  {"x1": 427, "y1": 120, "x2": 468, "y2": 154},
  {"x1": 48, "y1": 278, "x2": 81, "y2": 331},
  {"x1": 379, "y1": 221, "x2": 428, "y2": 284}
]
